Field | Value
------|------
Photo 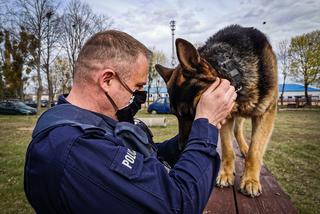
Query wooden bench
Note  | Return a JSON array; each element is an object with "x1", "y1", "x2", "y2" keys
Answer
[{"x1": 204, "y1": 141, "x2": 298, "y2": 214}]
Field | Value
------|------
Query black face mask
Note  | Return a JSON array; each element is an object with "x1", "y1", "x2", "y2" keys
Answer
[{"x1": 105, "y1": 74, "x2": 147, "y2": 123}]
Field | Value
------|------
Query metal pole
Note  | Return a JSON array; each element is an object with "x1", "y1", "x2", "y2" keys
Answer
[{"x1": 170, "y1": 20, "x2": 176, "y2": 67}]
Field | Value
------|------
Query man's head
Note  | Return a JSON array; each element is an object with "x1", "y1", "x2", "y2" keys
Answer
[{"x1": 68, "y1": 30, "x2": 152, "y2": 120}]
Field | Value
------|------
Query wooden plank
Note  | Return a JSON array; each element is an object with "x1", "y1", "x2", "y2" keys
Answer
[
  {"x1": 204, "y1": 140, "x2": 298, "y2": 214},
  {"x1": 204, "y1": 187, "x2": 237, "y2": 214},
  {"x1": 233, "y1": 158, "x2": 261, "y2": 214},
  {"x1": 234, "y1": 159, "x2": 298, "y2": 214}
]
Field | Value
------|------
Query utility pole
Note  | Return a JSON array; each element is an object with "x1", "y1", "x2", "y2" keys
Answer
[{"x1": 170, "y1": 20, "x2": 176, "y2": 67}]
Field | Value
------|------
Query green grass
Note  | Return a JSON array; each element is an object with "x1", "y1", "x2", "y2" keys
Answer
[
  {"x1": 259, "y1": 110, "x2": 320, "y2": 214},
  {"x1": 0, "y1": 115, "x2": 38, "y2": 214},
  {"x1": 0, "y1": 109, "x2": 319, "y2": 213}
]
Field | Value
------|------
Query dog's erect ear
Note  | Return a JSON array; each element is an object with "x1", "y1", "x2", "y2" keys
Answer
[
  {"x1": 176, "y1": 38, "x2": 201, "y2": 72},
  {"x1": 155, "y1": 64, "x2": 174, "y2": 83}
]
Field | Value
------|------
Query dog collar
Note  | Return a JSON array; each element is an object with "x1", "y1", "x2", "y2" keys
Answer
[{"x1": 217, "y1": 58, "x2": 243, "y2": 92}]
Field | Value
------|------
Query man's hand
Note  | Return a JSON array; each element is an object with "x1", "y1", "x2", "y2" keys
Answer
[{"x1": 195, "y1": 78, "x2": 236, "y2": 129}]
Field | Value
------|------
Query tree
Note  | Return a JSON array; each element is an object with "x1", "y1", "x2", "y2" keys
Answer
[
  {"x1": 277, "y1": 40, "x2": 290, "y2": 106},
  {"x1": 12, "y1": 0, "x2": 60, "y2": 110},
  {"x1": 289, "y1": 30, "x2": 320, "y2": 105},
  {"x1": 60, "y1": 0, "x2": 113, "y2": 79},
  {"x1": 0, "y1": 28, "x2": 32, "y2": 99},
  {"x1": 50, "y1": 57, "x2": 71, "y2": 98},
  {"x1": 42, "y1": 9, "x2": 60, "y2": 106},
  {"x1": 0, "y1": 30, "x2": 4, "y2": 99},
  {"x1": 147, "y1": 48, "x2": 166, "y2": 105}
]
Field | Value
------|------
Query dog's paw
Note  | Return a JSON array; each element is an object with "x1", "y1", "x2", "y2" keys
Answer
[
  {"x1": 239, "y1": 176, "x2": 262, "y2": 197},
  {"x1": 216, "y1": 172, "x2": 235, "y2": 187},
  {"x1": 239, "y1": 144, "x2": 249, "y2": 158}
]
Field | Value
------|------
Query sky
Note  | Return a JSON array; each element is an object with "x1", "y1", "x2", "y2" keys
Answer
[
  {"x1": 88, "y1": 0, "x2": 320, "y2": 59},
  {"x1": 87, "y1": 0, "x2": 320, "y2": 83}
]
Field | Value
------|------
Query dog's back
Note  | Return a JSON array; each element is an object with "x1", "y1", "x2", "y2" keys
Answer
[{"x1": 198, "y1": 25, "x2": 278, "y2": 117}]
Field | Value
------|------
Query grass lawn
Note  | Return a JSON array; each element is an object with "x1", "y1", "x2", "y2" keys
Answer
[{"x1": 0, "y1": 108, "x2": 319, "y2": 213}]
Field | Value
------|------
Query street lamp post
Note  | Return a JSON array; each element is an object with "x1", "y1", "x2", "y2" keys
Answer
[{"x1": 170, "y1": 20, "x2": 176, "y2": 67}]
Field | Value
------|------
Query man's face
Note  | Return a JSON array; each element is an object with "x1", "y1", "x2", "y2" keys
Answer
[{"x1": 110, "y1": 53, "x2": 148, "y2": 109}]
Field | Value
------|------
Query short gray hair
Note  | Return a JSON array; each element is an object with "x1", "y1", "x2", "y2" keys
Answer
[{"x1": 74, "y1": 30, "x2": 152, "y2": 83}]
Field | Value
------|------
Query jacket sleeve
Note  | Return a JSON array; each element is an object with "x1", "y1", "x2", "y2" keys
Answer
[
  {"x1": 156, "y1": 134, "x2": 180, "y2": 166},
  {"x1": 58, "y1": 118, "x2": 220, "y2": 214}
]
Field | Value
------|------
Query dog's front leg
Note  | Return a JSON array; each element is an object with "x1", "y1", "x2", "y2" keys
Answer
[
  {"x1": 234, "y1": 116, "x2": 249, "y2": 158},
  {"x1": 216, "y1": 118, "x2": 235, "y2": 187},
  {"x1": 240, "y1": 102, "x2": 277, "y2": 197}
]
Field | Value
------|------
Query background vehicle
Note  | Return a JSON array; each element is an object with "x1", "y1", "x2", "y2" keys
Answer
[
  {"x1": 0, "y1": 101, "x2": 37, "y2": 115},
  {"x1": 24, "y1": 100, "x2": 37, "y2": 108},
  {"x1": 41, "y1": 100, "x2": 49, "y2": 107},
  {"x1": 147, "y1": 97, "x2": 170, "y2": 114}
]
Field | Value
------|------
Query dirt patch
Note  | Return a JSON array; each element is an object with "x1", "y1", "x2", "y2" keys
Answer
[{"x1": 17, "y1": 127, "x2": 34, "y2": 131}]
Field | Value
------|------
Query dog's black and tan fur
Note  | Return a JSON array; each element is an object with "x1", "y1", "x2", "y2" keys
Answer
[{"x1": 155, "y1": 25, "x2": 278, "y2": 197}]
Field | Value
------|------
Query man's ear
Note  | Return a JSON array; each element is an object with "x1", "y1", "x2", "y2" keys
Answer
[
  {"x1": 155, "y1": 64, "x2": 174, "y2": 83},
  {"x1": 176, "y1": 38, "x2": 201, "y2": 72},
  {"x1": 99, "y1": 69, "x2": 116, "y2": 91}
]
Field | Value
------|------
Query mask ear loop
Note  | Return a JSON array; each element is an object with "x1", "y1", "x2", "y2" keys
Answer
[
  {"x1": 105, "y1": 92, "x2": 119, "y2": 112},
  {"x1": 105, "y1": 73, "x2": 135, "y2": 112},
  {"x1": 115, "y1": 73, "x2": 136, "y2": 107},
  {"x1": 115, "y1": 73, "x2": 134, "y2": 94}
]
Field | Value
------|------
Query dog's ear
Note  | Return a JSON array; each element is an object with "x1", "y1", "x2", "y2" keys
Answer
[
  {"x1": 176, "y1": 38, "x2": 201, "y2": 73},
  {"x1": 155, "y1": 64, "x2": 174, "y2": 83}
]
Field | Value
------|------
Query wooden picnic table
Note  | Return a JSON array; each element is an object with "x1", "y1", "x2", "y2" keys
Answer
[{"x1": 204, "y1": 140, "x2": 298, "y2": 214}]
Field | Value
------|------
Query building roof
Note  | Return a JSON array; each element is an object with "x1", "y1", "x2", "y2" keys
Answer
[
  {"x1": 144, "y1": 86, "x2": 168, "y2": 93},
  {"x1": 278, "y1": 84, "x2": 320, "y2": 92},
  {"x1": 145, "y1": 84, "x2": 320, "y2": 94}
]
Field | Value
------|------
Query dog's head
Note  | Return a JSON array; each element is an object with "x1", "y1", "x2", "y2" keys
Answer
[
  {"x1": 155, "y1": 39, "x2": 220, "y2": 147},
  {"x1": 155, "y1": 38, "x2": 219, "y2": 121}
]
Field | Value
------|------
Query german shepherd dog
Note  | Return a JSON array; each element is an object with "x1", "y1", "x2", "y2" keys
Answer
[{"x1": 155, "y1": 25, "x2": 278, "y2": 197}]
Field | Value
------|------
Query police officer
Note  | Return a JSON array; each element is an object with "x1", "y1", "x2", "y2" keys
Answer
[{"x1": 24, "y1": 30, "x2": 236, "y2": 213}]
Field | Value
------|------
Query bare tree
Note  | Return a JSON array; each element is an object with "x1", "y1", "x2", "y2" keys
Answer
[
  {"x1": 50, "y1": 57, "x2": 71, "y2": 98},
  {"x1": 60, "y1": 0, "x2": 113, "y2": 79},
  {"x1": 277, "y1": 40, "x2": 290, "y2": 106},
  {"x1": 42, "y1": 8, "x2": 61, "y2": 106},
  {"x1": 13, "y1": 0, "x2": 60, "y2": 110}
]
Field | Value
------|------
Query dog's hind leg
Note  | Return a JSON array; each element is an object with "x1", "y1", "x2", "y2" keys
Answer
[
  {"x1": 240, "y1": 102, "x2": 277, "y2": 197},
  {"x1": 216, "y1": 118, "x2": 235, "y2": 187},
  {"x1": 234, "y1": 116, "x2": 249, "y2": 158}
]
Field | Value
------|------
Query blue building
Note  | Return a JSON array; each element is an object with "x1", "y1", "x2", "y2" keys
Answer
[
  {"x1": 145, "y1": 83, "x2": 320, "y2": 105},
  {"x1": 144, "y1": 86, "x2": 168, "y2": 101},
  {"x1": 278, "y1": 84, "x2": 320, "y2": 98},
  {"x1": 278, "y1": 83, "x2": 320, "y2": 106}
]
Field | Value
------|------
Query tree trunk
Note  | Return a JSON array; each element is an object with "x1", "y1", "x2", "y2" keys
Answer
[
  {"x1": 46, "y1": 63, "x2": 53, "y2": 107},
  {"x1": 36, "y1": 66, "x2": 43, "y2": 111},
  {"x1": 36, "y1": 39, "x2": 42, "y2": 111},
  {"x1": 20, "y1": 81, "x2": 24, "y2": 100},
  {"x1": 280, "y1": 87, "x2": 284, "y2": 106},
  {"x1": 46, "y1": 29, "x2": 53, "y2": 107},
  {"x1": 304, "y1": 83, "x2": 311, "y2": 106},
  {"x1": 46, "y1": 41, "x2": 53, "y2": 107},
  {"x1": 147, "y1": 85, "x2": 151, "y2": 107},
  {"x1": 280, "y1": 74, "x2": 287, "y2": 106}
]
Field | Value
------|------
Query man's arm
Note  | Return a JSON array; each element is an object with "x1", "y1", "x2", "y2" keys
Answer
[
  {"x1": 57, "y1": 119, "x2": 219, "y2": 213},
  {"x1": 156, "y1": 135, "x2": 180, "y2": 167}
]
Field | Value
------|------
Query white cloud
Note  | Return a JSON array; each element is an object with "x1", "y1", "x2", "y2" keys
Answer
[{"x1": 88, "y1": 0, "x2": 320, "y2": 80}]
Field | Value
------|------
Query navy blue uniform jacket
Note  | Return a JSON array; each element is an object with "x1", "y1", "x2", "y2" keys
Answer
[{"x1": 24, "y1": 95, "x2": 220, "y2": 214}]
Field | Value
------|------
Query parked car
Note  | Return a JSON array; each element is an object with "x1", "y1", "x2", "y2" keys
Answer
[
  {"x1": 24, "y1": 100, "x2": 37, "y2": 108},
  {"x1": 147, "y1": 97, "x2": 171, "y2": 114},
  {"x1": 41, "y1": 100, "x2": 49, "y2": 107},
  {"x1": 0, "y1": 101, "x2": 37, "y2": 115}
]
